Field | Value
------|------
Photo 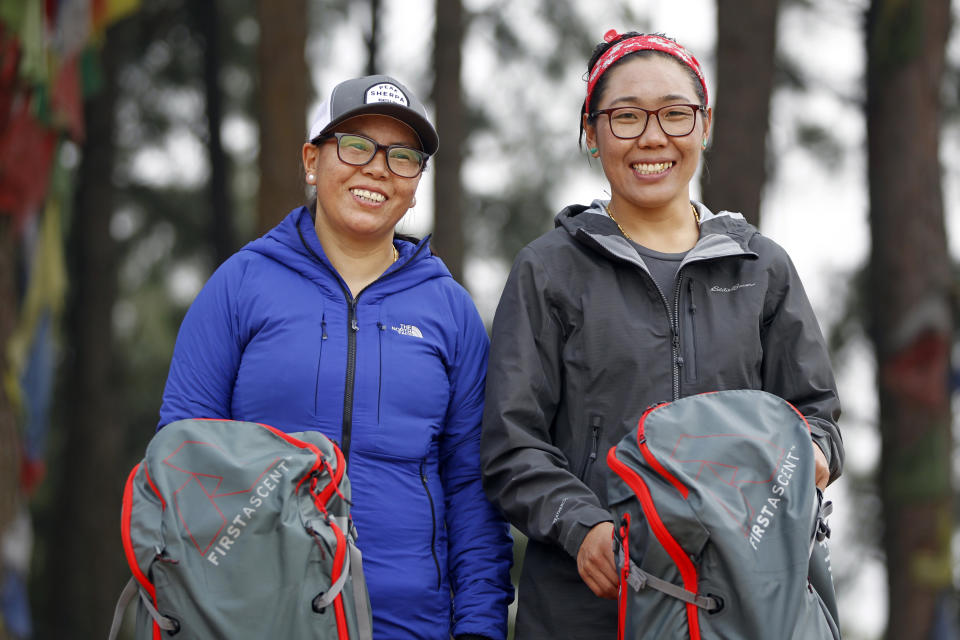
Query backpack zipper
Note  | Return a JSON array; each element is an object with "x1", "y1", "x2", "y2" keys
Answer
[
  {"x1": 637, "y1": 403, "x2": 688, "y2": 498},
  {"x1": 607, "y1": 446, "x2": 703, "y2": 639},
  {"x1": 420, "y1": 460, "x2": 442, "y2": 590}
]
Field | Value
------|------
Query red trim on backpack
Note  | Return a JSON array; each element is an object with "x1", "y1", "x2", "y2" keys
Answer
[
  {"x1": 143, "y1": 462, "x2": 166, "y2": 510},
  {"x1": 617, "y1": 513, "x2": 631, "y2": 640},
  {"x1": 193, "y1": 419, "x2": 344, "y2": 501},
  {"x1": 121, "y1": 463, "x2": 162, "y2": 640},
  {"x1": 784, "y1": 400, "x2": 812, "y2": 433},
  {"x1": 314, "y1": 444, "x2": 346, "y2": 510},
  {"x1": 608, "y1": 447, "x2": 702, "y2": 640},
  {"x1": 637, "y1": 406, "x2": 689, "y2": 499},
  {"x1": 328, "y1": 518, "x2": 350, "y2": 639}
]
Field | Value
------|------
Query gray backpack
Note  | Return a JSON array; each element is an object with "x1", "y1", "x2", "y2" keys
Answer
[
  {"x1": 108, "y1": 418, "x2": 372, "y2": 639},
  {"x1": 607, "y1": 390, "x2": 840, "y2": 639}
]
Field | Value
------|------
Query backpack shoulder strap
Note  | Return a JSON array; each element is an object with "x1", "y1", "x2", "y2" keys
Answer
[
  {"x1": 623, "y1": 559, "x2": 722, "y2": 612},
  {"x1": 107, "y1": 577, "x2": 179, "y2": 640}
]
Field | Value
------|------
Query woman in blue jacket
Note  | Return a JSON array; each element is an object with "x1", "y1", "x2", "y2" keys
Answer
[{"x1": 159, "y1": 74, "x2": 513, "y2": 640}]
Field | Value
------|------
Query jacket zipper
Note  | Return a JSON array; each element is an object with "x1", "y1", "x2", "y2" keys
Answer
[
  {"x1": 683, "y1": 279, "x2": 698, "y2": 383},
  {"x1": 644, "y1": 266, "x2": 685, "y2": 401},
  {"x1": 670, "y1": 273, "x2": 685, "y2": 400},
  {"x1": 341, "y1": 301, "x2": 359, "y2": 460},
  {"x1": 296, "y1": 224, "x2": 431, "y2": 464},
  {"x1": 420, "y1": 460, "x2": 442, "y2": 589},
  {"x1": 578, "y1": 415, "x2": 603, "y2": 480}
]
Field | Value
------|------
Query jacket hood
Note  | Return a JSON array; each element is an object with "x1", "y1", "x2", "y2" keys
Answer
[
  {"x1": 242, "y1": 206, "x2": 451, "y2": 301},
  {"x1": 555, "y1": 199, "x2": 759, "y2": 268}
]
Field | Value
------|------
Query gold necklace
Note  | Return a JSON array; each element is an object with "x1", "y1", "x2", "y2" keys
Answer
[
  {"x1": 392, "y1": 245, "x2": 399, "y2": 263},
  {"x1": 606, "y1": 202, "x2": 700, "y2": 241}
]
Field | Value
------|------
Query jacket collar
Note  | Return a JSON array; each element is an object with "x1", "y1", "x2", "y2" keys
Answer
[
  {"x1": 556, "y1": 199, "x2": 758, "y2": 271},
  {"x1": 241, "y1": 206, "x2": 449, "y2": 302}
]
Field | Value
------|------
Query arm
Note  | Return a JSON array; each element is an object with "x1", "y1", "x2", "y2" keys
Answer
[
  {"x1": 759, "y1": 243, "x2": 844, "y2": 484},
  {"x1": 158, "y1": 257, "x2": 248, "y2": 429},
  {"x1": 480, "y1": 247, "x2": 613, "y2": 560},
  {"x1": 440, "y1": 289, "x2": 514, "y2": 640}
]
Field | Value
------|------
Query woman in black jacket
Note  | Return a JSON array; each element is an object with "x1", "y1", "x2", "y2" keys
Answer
[{"x1": 480, "y1": 30, "x2": 843, "y2": 639}]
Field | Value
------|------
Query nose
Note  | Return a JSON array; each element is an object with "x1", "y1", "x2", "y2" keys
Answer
[
  {"x1": 363, "y1": 149, "x2": 391, "y2": 178},
  {"x1": 636, "y1": 114, "x2": 669, "y2": 147}
]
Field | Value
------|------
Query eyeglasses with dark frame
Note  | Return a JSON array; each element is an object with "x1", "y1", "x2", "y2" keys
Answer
[
  {"x1": 591, "y1": 104, "x2": 705, "y2": 139},
  {"x1": 315, "y1": 132, "x2": 428, "y2": 178}
]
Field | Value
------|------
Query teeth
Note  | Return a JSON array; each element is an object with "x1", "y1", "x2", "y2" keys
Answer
[
  {"x1": 351, "y1": 188, "x2": 385, "y2": 203},
  {"x1": 632, "y1": 162, "x2": 673, "y2": 175}
]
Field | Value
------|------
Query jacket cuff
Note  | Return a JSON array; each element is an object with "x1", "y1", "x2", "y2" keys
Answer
[
  {"x1": 808, "y1": 420, "x2": 842, "y2": 484},
  {"x1": 559, "y1": 510, "x2": 615, "y2": 559}
]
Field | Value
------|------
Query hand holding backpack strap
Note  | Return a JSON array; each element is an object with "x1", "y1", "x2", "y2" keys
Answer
[{"x1": 612, "y1": 523, "x2": 720, "y2": 613}]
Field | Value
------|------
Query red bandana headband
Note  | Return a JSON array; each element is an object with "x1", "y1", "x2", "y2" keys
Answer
[{"x1": 585, "y1": 30, "x2": 708, "y2": 113}]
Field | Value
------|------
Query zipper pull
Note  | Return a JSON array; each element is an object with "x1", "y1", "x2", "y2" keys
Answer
[
  {"x1": 351, "y1": 318, "x2": 359, "y2": 332},
  {"x1": 321, "y1": 320, "x2": 328, "y2": 340},
  {"x1": 588, "y1": 416, "x2": 602, "y2": 462}
]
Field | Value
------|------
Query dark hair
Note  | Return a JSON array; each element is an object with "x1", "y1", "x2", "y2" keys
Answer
[{"x1": 579, "y1": 31, "x2": 706, "y2": 148}]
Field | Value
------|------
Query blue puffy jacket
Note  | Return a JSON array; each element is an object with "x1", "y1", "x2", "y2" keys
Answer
[{"x1": 159, "y1": 207, "x2": 514, "y2": 639}]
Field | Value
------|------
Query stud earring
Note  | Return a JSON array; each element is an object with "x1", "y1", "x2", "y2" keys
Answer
[
  {"x1": 589, "y1": 147, "x2": 599, "y2": 156},
  {"x1": 306, "y1": 173, "x2": 316, "y2": 183},
  {"x1": 701, "y1": 139, "x2": 708, "y2": 149}
]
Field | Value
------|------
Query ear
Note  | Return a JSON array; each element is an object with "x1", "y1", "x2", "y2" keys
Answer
[
  {"x1": 702, "y1": 106, "x2": 713, "y2": 143},
  {"x1": 583, "y1": 113, "x2": 599, "y2": 155},
  {"x1": 302, "y1": 142, "x2": 320, "y2": 175}
]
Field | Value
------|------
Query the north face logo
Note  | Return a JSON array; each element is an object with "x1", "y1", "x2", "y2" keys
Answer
[{"x1": 391, "y1": 324, "x2": 423, "y2": 338}]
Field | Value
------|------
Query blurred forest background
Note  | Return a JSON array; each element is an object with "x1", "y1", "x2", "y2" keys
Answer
[{"x1": 1, "y1": 0, "x2": 959, "y2": 638}]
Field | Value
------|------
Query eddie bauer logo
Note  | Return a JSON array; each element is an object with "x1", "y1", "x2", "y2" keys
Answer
[
  {"x1": 710, "y1": 282, "x2": 756, "y2": 293},
  {"x1": 162, "y1": 443, "x2": 292, "y2": 566}
]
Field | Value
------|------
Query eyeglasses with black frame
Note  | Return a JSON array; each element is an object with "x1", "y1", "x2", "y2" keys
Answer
[
  {"x1": 591, "y1": 104, "x2": 705, "y2": 139},
  {"x1": 314, "y1": 132, "x2": 428, "y2": 178}
]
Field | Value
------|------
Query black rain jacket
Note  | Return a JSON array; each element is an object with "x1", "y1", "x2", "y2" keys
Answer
[{"x1": 480, "y1": 200, "x2": 843, "y2": 639}]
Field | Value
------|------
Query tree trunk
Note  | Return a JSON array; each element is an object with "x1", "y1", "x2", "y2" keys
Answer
[
  {"x1": 700, "y1": 0, "x2": 779, "y2": 228},
  {"x1": 37, "y1": 17, "x2": 135, "y2": 639},
  {"x1": 0, "y1": 218, "x2": 19, "y2": 535},
  {"x1": 431, "y1": 0, "x2": 465, "y2": 283},
  {"x1": 365, "y1": 0, "x2": 381, "y2": 76},
  {"x1": 196, "y1": 0, "x2": 233, "y2": 266},
  {"x1": 256, "y1": 0, "x2": 308, "y2": 234},
  {"x1": 865, "y1": 1, "x2": 953, "y2": 637}
]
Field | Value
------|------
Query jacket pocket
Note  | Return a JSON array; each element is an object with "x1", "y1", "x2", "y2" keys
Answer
[
  {"x1": 682, "y1": 279, "x2": 699, "y2": 384},
  {"x1": 419, "y1": 460, "x2": 442, "y2": 590},
  {"x1": 313, "y1": 311, "x2": 328, "y2": 416},
  {"x1": 577, "y1": 415, "x2": 604, "y2": 481}
]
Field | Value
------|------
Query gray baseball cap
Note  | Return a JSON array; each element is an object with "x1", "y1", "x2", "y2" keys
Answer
[{"x1": 307, "y1": 75, "x2": 439, "y2": 155}]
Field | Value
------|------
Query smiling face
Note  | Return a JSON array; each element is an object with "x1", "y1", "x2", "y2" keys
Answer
[
  {"x1": 302, "y1": 114, "x2": 422, "y2": 244},
  {"x1": 584, "y1": 54, "x2": 711, "y2": 218}
]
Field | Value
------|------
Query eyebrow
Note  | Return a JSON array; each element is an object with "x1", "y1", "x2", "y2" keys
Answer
[
  {"x1": 608, "y1": 93, "x2": 692, "y2": 106},
  {"x1": 342, "y1": 130, "x2": 419, "y2": 148}
]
